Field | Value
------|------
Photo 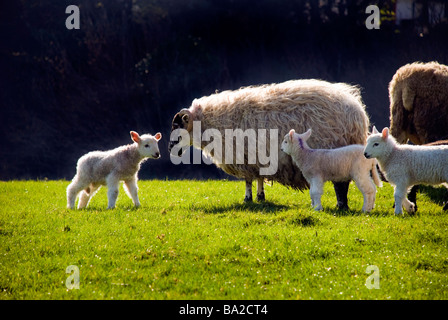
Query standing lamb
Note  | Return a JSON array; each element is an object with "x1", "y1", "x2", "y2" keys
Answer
[
  {"x1": 168, "y1": 79, "x2": 370, "y2": 209},
  {"x1": 364, "y1": 127, "x2": 448, "y2": 215},
  {"x1": 67, "y1": 131, "x2": 162, "y2": 209},
  {"x1": 389, "y1": 61, "x2": 448, "y2": 145},
  {"x1": 281, "y1": 129, "x2": 382, "y2": 212},
  {"x1": 389, "y1": 61, "x2": 448, "y2": 209}
]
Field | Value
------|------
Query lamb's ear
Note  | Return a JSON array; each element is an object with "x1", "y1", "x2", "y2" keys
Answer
[
  {"x1": 130, "y1": 131, "x2": 141, "y2": 143},
  {"x1": 381, "y1": 127, "x2": 389, "y2": 140},
  {"x1": 289, "y1": 129, "x2": 295, "y2": 140},
  {"x1": 154, "y1": 132, "x2": 162, "y2": 141},
  {"x1": 372, "y1": 126, "x2": 379, "y2": 134},
  {"x1": 303, "y1": 128, "x2": 312, "y2": 140}
]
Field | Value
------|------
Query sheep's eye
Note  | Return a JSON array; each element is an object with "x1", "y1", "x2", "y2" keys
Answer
[{"x1": 373, "y1": 143, "x2": 379, "y2": 147}]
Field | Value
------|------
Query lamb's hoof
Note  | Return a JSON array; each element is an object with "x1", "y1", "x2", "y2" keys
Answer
[
  {"x1": 244, "y1": 196, "x2": 253, "y2": 203},
  {"x1": 256, "y1": 193, "x2": 265, "y2": 202},
  {"x1": 442, "y1": 202, "x2": 448, "y2": 211}
]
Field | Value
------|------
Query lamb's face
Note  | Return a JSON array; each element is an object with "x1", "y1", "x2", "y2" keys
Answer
[
  {"x1": 281, "y1": 133, "x2": 294, "y2": 155},
  {"x1": 131, "y1": 131, "x2": 162, "y2": 159},
  {"x1": 364, "y1": 127, "x2": 390, "y2": 159},
  {"x1": 364, "y1": 134, "x2": 385, "y2": 159}
]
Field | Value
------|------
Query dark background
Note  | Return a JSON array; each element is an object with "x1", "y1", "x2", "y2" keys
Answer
[{"x1": 1, "y1": 0, "x2": 447, "y2": 180}]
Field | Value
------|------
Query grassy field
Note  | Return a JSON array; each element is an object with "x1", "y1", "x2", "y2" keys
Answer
[{"x1": 0, "y1": 179, "x2": 447, "y2": 300}]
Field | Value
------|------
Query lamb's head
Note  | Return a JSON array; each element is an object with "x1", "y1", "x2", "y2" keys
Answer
[
  {"x1": 168, "y1": 102, "x2": 202, "y2": 157},
  {"x1": 281, "y1": 128, "x2": 312, "y2": 155},
  {"x1": 131, "y1": 131, "x2": 162, "y2": 159},
  {"x1": 364, "y1": 126, "x2": 393, "y2": 159}
]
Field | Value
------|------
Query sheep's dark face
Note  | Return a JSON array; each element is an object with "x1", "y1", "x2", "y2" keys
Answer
[{"x1": 168, "y1": 109, "x2": 193, "y2": 157}]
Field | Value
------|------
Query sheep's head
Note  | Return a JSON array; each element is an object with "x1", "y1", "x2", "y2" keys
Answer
[
  {"x1": 281, "y1": 129, "x2": 312, "y2": 155},
  {"x1": 364, "y1": 126, "x2": 390, "y2": 159},
  {"x1": 131, "y1": 131, "x2": 162, "y2": 159},
  {"x1": 168, "y1": 108, "x2": 193, "y2": 157},
  {"x1": 169, "y1": 102, "x2": 203, "y2": 157}
]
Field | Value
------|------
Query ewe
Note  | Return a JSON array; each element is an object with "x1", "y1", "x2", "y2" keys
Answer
[
  {"x1": 364, "y1": 127, "x2": 448, "y2": 215},
  {"x1": 169, "y1": 79, "x2": 370, "y2": 209},
  {"x1": 281, "y1": 129, "x2": 382, "y2": 212},
  {"x1": 67, "y1": 131, "x2": 161, "y2": 209}
]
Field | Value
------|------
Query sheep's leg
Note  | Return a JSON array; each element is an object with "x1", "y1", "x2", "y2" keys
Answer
[
  {"x1": 106, "y1": 175, "x2": 120, "y2": 209},
  {"x1": 333, "y1": 181, "x2": 350, "y2": 210},
  {"x1": 244, "y1": 179, "x2": 253, "y2": 202},
  {"x1": 256, "y1": 178, "x2": 265, "y2": 202},
  {"x1": 309, "y1": 177, "x2": 324, "y2": 211},
  {"x1": 67, "y1": 176, "x2": 86, "y2": 209},
  {"x1": 77, "y1": 190, "x2": 90, "y2": 209},
  {"x1": 394, "y1": 185, "x2": 414, "y2": 215},
  {"x1": 407, "y1": 185, "x2": 419, "y2": 212},
  {"x1": 124, "y1": 178, "x2": 140, "y2": 208},
  {"x1": 354, "y1": 176, "x2": 376, "y2": 213},
  {"x1": 77, "y1": 184, "x2": 100, "y2": 209},
  {"x1": 442, "y1": 183, "x2": 448, "y2": 211}
]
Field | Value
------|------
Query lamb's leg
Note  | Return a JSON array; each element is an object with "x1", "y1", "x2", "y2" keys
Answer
[
  {"x1": 333, "y1": 181, "x2": 350, "y2": 210},
  {"x1": 106, "y1": 175, "x2": 120, "y2": 209},
  {"x1": 355, "y1": 176, "x2": 376, "y2": 213},
  {"x1": 256, "y1": 178, "x2": 265, "y2": 201},
  {"x1": 124, "y1": 178, "x2": 140, "y2": 208},
  {"x1": 67, "y1": 176, "x2": 85, "y2": 209},
  {"x1": 244, "y1": 179, "x2": 253, "y2": 202},
  {"x1": 77, "y1": 184, "x2": 100, "y2": 209},
  {"x1": 310, "y1": 177, "x2": 324, "y2": 211},
  {"x1": 394, "y1": 185, "x2": 414, "y2": 215}
]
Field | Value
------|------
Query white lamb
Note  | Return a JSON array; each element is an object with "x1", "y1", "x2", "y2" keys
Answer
[
  {"x1": 364, "y1": 127, "x2": 448, "y2": 215},
  {"x1": 281, "y1": 129, "x2": 382, "y2": 212},
  {"x1": 67, "y1": 131, "x2": 162, "y2": 209}
]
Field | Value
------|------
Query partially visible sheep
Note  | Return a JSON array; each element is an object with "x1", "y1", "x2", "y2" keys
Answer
[
  {"x1": 364, "y1": 127, "x2": 448, "y2": 215},
  {"x1": 281, "y1": 129, "x2": 382, "y2": 212},
  {"x1": 67, "y1": 131, "x2": 162, "y2": 209},
  {"x1": 389, "y1": 61, "x2": 448, "y2": 145},
  {"x1": 407, "y1": 139, "x2": 448, "y2": 211},
  {"x1": 168, "y1": 79, "x2": 370, "y2": 209}
]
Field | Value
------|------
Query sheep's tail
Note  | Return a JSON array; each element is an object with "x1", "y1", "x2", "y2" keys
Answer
[{"x1": 371, "y1": 160, "x2": 383, "y2": 187}]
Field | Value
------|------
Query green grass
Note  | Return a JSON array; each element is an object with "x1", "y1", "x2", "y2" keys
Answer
[{"x1": 1, "y1": 179, "x2": 447, "y2": 300}]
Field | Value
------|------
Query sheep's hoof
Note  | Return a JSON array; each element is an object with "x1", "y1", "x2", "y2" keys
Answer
[
  {"x1": 442, "y1": 202, "x2": 448, "y2": 211},
  {"x1": 256, "y1": 193, "x2": 265, "y2": 202},
  {"x1": 337, "y1": 203, "x2": 349, "y2": 211},
  {"x1": 244, "y1": 196, "x2": 253, "y2": 203}
]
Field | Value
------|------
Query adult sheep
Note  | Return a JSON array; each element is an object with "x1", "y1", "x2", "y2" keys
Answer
[
  {"x1": 168, "y1": 79, "x2": 370, "y2": 209},
  {"x1": 389, "y1": 61, "x2": 448, "y2": 210},
  {"x1": 389, "y1": 61, "x2": 448, "y2": 145}
]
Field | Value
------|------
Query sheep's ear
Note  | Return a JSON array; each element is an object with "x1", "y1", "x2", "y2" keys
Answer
[
  {"x1": 154, "y1": 132, "x2": 162, "y2": 141},
  {"x1": 381, "y1": 127, "x2": 389, "y2": 140},
  {"x1": 289, "y1": 129, "x2": 295, "y2": 140},
  {"x1": 372, "y1": 126, "x2": 379, "y2": 134},
  {"x1": 303, "y1": 128, "x2": 312, "y2": 140},
  {"x1": 130, "y1": 131, "x2": 141, "y2": 143}
]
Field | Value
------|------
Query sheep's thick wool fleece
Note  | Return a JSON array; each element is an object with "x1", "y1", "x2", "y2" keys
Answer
[{"x1": 188, "y1": 79, "x2": 370, "y2": 189}]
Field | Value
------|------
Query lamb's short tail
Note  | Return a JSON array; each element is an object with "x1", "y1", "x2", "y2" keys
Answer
[{"x1": 371, "y1": 160, "x2": 383, "y2": 187}]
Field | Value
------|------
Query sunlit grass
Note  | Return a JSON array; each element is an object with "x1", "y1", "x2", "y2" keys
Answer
[{"x1": 0, "y1": 180, "x2": 447, "y2": 299}]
